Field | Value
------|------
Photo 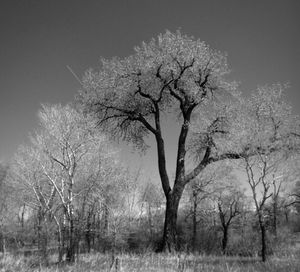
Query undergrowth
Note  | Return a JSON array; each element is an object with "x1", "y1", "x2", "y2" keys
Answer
[{"x1": 0, "y1": 251, "x2": 300, "y2": 272}]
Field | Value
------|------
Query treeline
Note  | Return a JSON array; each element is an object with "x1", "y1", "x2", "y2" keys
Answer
[{"x1": 0, "y1": 117, "x2": 300, "y2": 263}]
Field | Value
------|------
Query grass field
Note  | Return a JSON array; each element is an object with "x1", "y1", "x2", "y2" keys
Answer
[{"x1": 1, "y1": 251, "x2": 300, "y2": 272}]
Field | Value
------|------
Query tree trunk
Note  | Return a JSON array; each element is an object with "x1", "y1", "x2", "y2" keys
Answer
[
  {"x1": 284, "y1": 210, "x2": 289, "y2": 223},
  {"x1": 222, "y1": 226, "x2": 228, "y2": 254},
  {"x1": 0, "y1": 231, "x2": 5, "y2": 253},
  {"x1": 273, "y1": 201, "x2": 277, "y2": 237},
  {"x1": 36, "y1": 208, "x2": 48, "y2": 264},
  {"x1": 192, "y1": 193, "x2": 197, "y2": 252},
  {"x1": 66, "y1": 177, "x2": 75, "y2": 263},
  {"x1": 259, "y1": 217, "x2": 267, "y2": 262},
  {"x1": 52, "y1": 215, "x2": 64, "y2": 263},
  {"x1": 66, "y1": 217, "x2": 75, "y2": 263},
  {"x1": 85, "y1": 220, "x2": 91, "y2": 253},
  {"x1": 41, "y1": 231, "x2": 48, "y2": 264},
  {"x1": 57, "y1": 226, "x2": 64, "y2": 263},
  {"x1": 103, "y1": 202, "x2": 109, "y2": 234},
  {"x1": 159, "y1": 187, "x2": 183, "y2": 252}
]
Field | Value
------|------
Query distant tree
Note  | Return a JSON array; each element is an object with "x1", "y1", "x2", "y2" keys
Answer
[
  {"x1": 185, "y1": 163, "x2": 232, "y2": 251},
  {"x1": 243, "y1": 154, "x2": 273, "y2": 262},
  {"x1": 78, "y1": 31, "x2": 300, "y2": 252},
  {"x1": 214, "y1": 181, "x2": 244, "y2": 254}
]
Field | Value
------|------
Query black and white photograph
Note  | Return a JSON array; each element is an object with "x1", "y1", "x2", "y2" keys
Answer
[{"x1": 0, "y1": 0, "x2": 300, "y2": 271}]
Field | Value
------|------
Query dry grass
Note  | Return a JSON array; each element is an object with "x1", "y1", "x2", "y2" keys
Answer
[{"x1": 0, "y1": 251, "x2": 299, "y2": 272}]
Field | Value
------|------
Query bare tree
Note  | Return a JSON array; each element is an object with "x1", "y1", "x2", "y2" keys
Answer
[
  {"x1": 185, "y1": 163, "x2": 232, "y2": 251},
  {"x1": 11, "y1": 104, "x2": 120, "y2": 262},
  {"x1": 78, "y1": 31, "x2": 300, "y2": 251},
  {"x1": 215, "y1": 185, "x2": 243, "y2": 254},
  {"x1": 243, "y1": 154, "x2": 277, "y2": 262}
]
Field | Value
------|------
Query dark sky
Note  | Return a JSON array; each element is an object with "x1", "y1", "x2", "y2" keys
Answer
[{"x1": 0, "y1": 0, "x2": 299, "y2": 177}]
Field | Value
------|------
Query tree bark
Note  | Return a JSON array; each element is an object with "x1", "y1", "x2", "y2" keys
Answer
[
  {"x1": 57, "y1": 226, "x2": 64, "y2": 263},
  {"x1": 65, "y1": 218, "x2": 75, "y2": 262},
  {"x1": 103, "y1": 202, "x2": 109, "y2": 234},
  {"x1": 192, "y1": 192, "x2": 197, "y2": 252},
  {"x1": 284, "y1": 210, "x2": 289, "y2": 223},
  {"x1": 85, "y1": 220, "x2": 91, "y2": 253},
  {"x1": 221, "y1": 226, "x2": 228, "y2": 254},
  {"x1": 36, "y1": 208, "x2": 48, "y2": 263},
  {"x1": 159, "y1": 184, "x2": 184, "y2": 252},
  {"x1": 273, "y1": 201, "x2": 277, "y2": 237},
  {"x1": 259, "y1": 216, "x2": 267, "y2": 262}
]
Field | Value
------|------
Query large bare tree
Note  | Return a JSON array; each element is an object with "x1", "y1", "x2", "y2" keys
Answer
[{"x1": 78, "y1": 31, "x2": 299, "y2": 251}]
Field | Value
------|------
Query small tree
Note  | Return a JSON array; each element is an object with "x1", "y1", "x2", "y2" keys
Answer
[
  {"x1": 243, "y1": 154, "x2": 274, "y2": 262},
  {"x1": 185, "y1": 163, "x2": 232, "y2": 251},
  {"x1": 214, "y1": 183, "x2": 243, "y2": 254}
]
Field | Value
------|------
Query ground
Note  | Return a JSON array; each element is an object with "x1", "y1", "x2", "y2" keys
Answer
[{"x1": 1, "y1": 251, "x2": 300, "y2": 272}]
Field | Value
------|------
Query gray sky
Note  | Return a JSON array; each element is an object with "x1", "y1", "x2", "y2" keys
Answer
[{"x1": 0, "y1": 0, "x2": 299, "y2": 178}]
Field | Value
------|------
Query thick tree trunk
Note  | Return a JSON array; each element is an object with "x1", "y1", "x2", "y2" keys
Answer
[
  {"x1": 159, "y1": 186, "x2": 184, "y2": 252},
  {"x1": 160, "y1": 196, "x2": 179, "y2": 252}
]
